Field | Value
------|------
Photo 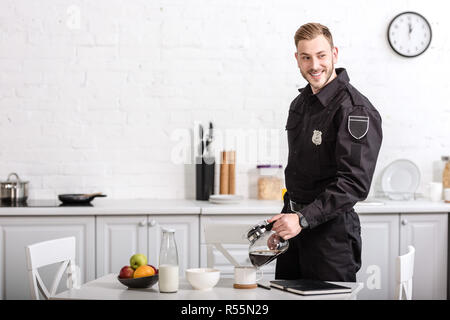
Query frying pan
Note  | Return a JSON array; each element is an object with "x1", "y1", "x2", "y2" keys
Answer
[{"x1": 58, "y1": 192, "x2": 107, "y2": 205}]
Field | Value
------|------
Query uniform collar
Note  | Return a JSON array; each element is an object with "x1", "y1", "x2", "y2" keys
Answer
[{"x1": 299, "y1": 68, "x2": 350, "y2": 107}]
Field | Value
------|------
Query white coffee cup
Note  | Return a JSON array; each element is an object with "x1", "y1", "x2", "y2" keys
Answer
[
  {"x1": 444, "y1": 188, "x2": 450, "y2": 203},
  {"x1": 427, "y1": 182, "x2": 443, "y2": 202},
  {"x1": 233, "y1": 266, "x2": 263, "y2": 288}
]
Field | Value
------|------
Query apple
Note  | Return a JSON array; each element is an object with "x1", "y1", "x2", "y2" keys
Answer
[
  {"x1": 130, "y1": 253, "x2": 147, "y2": 270},
  {"x1": 119, "y1": 266, "x2": 134, "y2": 279},
  {"x1": 147, "y1": 264, "x2": 158, "y2": 275}
]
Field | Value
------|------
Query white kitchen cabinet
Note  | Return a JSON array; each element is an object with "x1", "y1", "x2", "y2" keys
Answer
[
  {"x1": 357, "y1": 214, "x2": 399, "y2": 300},
  {"x1": 96, "y1": 216, "x2": 148, "y2": 277},
  {"x1": 0, "y1": 216, "x2": 95, "y2": 300},
  {"x1": 200, "y1": 215, "x2": 276, "y2": 275},
  {"x1": 399, "y1": 213, "x2": 448, "y2": 300},
  {"x1": 96, "y1": 215, "x2": 199, "y2": 278},
  {"x1": 357, "y1": 212, "x2": 448, "y2": 300}
]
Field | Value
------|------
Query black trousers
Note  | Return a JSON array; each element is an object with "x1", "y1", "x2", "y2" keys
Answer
[{"x1": 275, "y1": 202, "x2": 362, "y2": 282}]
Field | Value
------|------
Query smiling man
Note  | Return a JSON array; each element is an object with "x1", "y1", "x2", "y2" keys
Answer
[
  {"x1": 297, "y1": 31, "x2": 338, "y2": 94},
  {"x1": 268, "y1": 23, "x2": 383, "y2": 282}
]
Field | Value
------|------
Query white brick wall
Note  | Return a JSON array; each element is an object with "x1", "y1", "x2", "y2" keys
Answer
[{"x1": 0, "y1": 0, "x2": 449, "y2": 200}]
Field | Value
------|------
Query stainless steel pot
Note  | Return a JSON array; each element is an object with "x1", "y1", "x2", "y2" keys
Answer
[{"x1": 0, "y1": 173, "x2": 29, "y2": 202}]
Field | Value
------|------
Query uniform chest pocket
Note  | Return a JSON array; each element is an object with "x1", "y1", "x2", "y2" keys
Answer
[
  {"x1": 285, "y1": 111, "x2": 302, "y2": 130},
  {"x1": 285, "y1": 111, "x2": 302, "y2": 146},
  {"x1": 318, "y1": 134, "x2": 337, "y2": 171}
]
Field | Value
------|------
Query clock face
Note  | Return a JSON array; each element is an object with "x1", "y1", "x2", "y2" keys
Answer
[{"x1": 388, "y1": 11, "x2": 432, "y2": 57}]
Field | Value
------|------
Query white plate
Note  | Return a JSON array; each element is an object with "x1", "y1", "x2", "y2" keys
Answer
[
  {"x1": 208, "y1": 195, "x2": 244, "y2": 204},
  {"x1": 381, "y1": 159, "x2": 420, "y2": 200}
]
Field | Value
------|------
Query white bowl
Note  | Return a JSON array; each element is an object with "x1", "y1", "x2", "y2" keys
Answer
[{"x1": 185, "y1": 268, "x2": 220, "y2": 290}]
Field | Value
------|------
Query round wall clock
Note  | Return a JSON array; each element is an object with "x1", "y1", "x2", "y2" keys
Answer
[{"x1": 387, "y1": 11, "x2": 432, "y2": 57}]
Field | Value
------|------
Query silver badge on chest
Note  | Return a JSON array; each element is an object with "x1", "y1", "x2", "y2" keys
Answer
[{"x1": 312, "y1": 130, "x2": 322, "y2": 146}]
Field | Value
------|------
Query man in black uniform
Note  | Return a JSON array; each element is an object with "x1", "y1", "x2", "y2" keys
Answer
[{"x1": 268, "y1": 23, "x2": 383, "y2": 282}]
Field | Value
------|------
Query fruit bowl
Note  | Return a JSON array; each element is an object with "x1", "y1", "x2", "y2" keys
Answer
[{"x1": 117, "y1": 274, "x2": 159, "y2": 289}]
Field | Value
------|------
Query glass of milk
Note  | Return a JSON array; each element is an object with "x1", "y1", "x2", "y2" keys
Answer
[{"x1": 158, "y1": 228, "x2": 179, "y2": 293}]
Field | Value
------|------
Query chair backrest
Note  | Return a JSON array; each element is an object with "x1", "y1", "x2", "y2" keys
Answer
[
  {"x1": 25, "y1": 237, "x2": 76, "y2": 300},
  {"x1": 395, "y1": 245, "x2": 415, "y2": 300},
  {"x1": 204, "y1": 223, "x2": 251, "y2": 268}
]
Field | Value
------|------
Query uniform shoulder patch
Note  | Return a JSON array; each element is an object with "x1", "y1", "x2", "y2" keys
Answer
[{"x1": 348, "y1": 115, "x2": 369, "y2": 139}]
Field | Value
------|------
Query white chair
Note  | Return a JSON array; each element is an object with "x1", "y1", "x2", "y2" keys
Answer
[
  {"x1": 395, "y1": 245, "x2": 415, "y2": 300},
  {"x1": 25, "y1": 237, "x2": 77, "y2": 300},
  {"x1": 204, "y1": 223, "x2": 251, "y2": 268}
]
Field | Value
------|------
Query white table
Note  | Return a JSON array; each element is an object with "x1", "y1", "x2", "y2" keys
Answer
[{"x1": 51, "y1": 274, "x2": 363, "y2": 300}]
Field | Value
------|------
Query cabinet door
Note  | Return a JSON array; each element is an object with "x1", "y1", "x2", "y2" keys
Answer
[
  {"x1": 357, "y1": 214, "x2": 399, "y2": 300},
  {"x1": 147, "y1": 215, "x2": 199, "y2": 277},
  {"x1": 0, "y1": 216, "x2": 95, "y2": 300},
  {"x1": 96, "y1": 216, "x2": 148, "y2": 277},
  {"x1": 200, "y1": 215, "x2": 276, "y2": 275},
  {"x1": 400, "y1": 213, "x2": 448, "y2": 300}
]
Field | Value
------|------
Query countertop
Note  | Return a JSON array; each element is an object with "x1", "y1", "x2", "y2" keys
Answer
[
  {"x1": 0, "y1": 198, "x2": 449, "y2": 216},
  {"x1": 199, "y1": 198, "x2": 450, "y2": 215},
  {"x1": 0, "y1": 199, "x2": 201, "y2": 216}
]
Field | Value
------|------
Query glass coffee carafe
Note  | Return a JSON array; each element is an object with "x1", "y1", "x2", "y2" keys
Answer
[{"x1": 246, "y1": 220, "x2": 289, "y2": 268}]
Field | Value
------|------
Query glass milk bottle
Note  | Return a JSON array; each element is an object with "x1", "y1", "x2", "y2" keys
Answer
[{"x1": 158, "y1": 228, "x2": 179, "y2": 293}]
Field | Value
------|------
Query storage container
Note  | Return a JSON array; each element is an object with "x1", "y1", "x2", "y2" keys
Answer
[{"x1": 257, "y1": 165, "x2": 283, "y2": 200}]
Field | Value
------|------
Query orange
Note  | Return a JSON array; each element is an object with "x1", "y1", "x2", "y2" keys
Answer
[{"x1": 133, "y1": 265, "x2": 155, "y2": 278}]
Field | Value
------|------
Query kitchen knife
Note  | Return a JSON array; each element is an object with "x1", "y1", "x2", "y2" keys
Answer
[
  {"x1": 199, "y1": 124, "x2": 204, "y2": 156},
  {"x1": 205, "y1": 122, "x2": 213, "y2": 155}
]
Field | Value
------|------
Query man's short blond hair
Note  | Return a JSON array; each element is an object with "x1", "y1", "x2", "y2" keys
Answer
[{"x1": 294, "y1": 23, "x2": 334, "y2": 49}]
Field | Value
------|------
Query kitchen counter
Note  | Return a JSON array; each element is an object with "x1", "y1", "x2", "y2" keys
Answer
[
  {"x1": 0, "y1": 199, "x2": 201, "y2": 216},
  {"x1": 200, "y1": 198, "x2": 450, "y2": 215},
  {"x1": 0, "y1": 198, "x2": 449, "y2": 216}
]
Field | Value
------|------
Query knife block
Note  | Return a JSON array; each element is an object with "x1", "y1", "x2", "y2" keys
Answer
[{"x1": 196, "y1": 156, "x2": 215, "y2": 200}]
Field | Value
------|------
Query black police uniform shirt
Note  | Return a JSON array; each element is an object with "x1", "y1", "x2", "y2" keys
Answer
[{"x1": 284, "y1": 68, "x2": 383, "y2": 229}]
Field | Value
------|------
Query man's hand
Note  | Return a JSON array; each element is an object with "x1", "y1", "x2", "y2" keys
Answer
[{"x1": 268, "y1": 214, "x2": 302, "y2": 240}]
